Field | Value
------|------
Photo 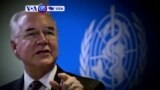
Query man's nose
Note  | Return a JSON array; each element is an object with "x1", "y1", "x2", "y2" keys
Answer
[{"x1": 36, "y1": 32, "x2": 48, "y2": 45}]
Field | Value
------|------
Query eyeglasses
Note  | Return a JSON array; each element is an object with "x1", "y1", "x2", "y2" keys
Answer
[{"x1": 15, "y1": 28, "x2": 57, "y2": 40}]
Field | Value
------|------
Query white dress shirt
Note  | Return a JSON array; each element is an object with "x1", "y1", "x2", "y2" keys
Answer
[{"x1": 23, "y1": 65, "x2": 57, "y2": 90}]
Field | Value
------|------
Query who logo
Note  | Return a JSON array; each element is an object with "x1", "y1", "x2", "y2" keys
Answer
[{"x1": 80, "y1": 5, "x2": 147, "y2": 90}]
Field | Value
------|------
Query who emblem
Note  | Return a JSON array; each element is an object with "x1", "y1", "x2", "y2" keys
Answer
[{"x1": 80, "y1": 6, "x2": 147, "y2": 90}]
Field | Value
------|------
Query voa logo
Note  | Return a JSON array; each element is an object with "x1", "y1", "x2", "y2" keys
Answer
[
  {"x1": 25, "y1": 4, "x2": 65, "y2": 13},
  {"x1": 80, "y1": 5, "x2": 147, "y2": 90},
  {"x1": 25, "y1": 4, "x2": 47, "y2": 12}
]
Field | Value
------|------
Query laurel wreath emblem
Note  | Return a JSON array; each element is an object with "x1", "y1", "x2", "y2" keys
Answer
[
  {"x1": 79, "y1": 11, "x2": 147, "y2": 89},
  {"x1": 80, "y1": 20, "x2": 95, "y2": 77},
  {"x1": 131, "y1": 12, "x2": 147, "y2": 86}
]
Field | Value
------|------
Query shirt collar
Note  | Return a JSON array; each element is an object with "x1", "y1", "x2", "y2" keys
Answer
[{"x1": 24, "y1": 65, "x2": 57, "y2": 90}]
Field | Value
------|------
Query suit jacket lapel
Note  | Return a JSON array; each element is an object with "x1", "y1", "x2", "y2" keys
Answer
[
  {"x1": 13, "y1": 65, "x2": 65, "y2": 90},
  {"x1": 12, "y1": 75, "x2": 24, "y2": 90},
  {"x1": 51, "y1": 65, "x2": 65, "y2": 90},
  {"x1": 54, "y1": 65, "x2": 64, "y2": 84}
]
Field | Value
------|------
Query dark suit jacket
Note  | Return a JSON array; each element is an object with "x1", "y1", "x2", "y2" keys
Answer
[{"x1": 0, "y1": 66, "x2": 105, "y2": 90}]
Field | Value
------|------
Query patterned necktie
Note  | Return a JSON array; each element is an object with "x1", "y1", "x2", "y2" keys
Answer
[{"x1": 29, "y1": 81, "x2": 42, "y2": 90}]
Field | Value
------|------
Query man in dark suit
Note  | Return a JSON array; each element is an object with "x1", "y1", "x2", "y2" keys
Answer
[{"x1": 0, "y1": 11, "x2": 105, "y2": 90}]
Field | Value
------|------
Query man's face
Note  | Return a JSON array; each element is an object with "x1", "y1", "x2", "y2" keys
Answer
[{"x1": 12, "y1": 12, "x2": 58, "y2": 68}]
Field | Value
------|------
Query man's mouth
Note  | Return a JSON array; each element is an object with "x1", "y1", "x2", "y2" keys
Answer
[{"x1": 36, "y1": 50, "x2": 51, "y2": 55}]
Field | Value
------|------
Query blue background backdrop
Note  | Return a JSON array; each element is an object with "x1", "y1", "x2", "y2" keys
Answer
[{"x1": 49, "y1": 0, "x2": 160, "y2": 89}]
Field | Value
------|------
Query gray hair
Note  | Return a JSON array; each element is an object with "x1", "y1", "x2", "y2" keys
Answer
[
  {"x1": 9, "y1": 11, "x2": 57, "y2": 40},
  {"x1": 9, "y1": 11, "x2": 27, "y2": 40}
]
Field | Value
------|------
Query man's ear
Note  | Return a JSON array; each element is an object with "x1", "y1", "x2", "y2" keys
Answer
[{"x1": 11, "y1": 40, "x2": 19, "y2": 57}]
